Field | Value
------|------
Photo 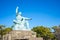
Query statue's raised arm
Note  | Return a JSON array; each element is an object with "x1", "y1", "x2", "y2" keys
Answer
[{"x1": 16, "y1": 6, "x2": 19, "y2": 16}]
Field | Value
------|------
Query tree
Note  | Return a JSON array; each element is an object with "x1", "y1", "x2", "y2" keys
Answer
[
  {"x1": 0, "y1": 25, "x2": 12, "y2": 40},
  {"x1": 4, "y1": 27, "x2": 12, "y2": 34},
  {"x1": 52, "y1": 25, "x2": 60, "y2": 40},
  {"x1": 52, "y1": 26, "x2": 57, "y2": 32},
  {"x1": 32, "y1": 26, "x2": 55, "y2": 40},
  {"x1": 0, "y1": 25, "x2": 5, "y2": 40}
]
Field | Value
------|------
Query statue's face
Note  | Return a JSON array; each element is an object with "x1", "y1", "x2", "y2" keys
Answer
[{"x1": 19, "y1": 12, "x2": 22, "y2": 15}]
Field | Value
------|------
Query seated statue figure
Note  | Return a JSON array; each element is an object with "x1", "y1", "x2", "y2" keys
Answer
[{"x1": 13, "y1": 6, "x2": 31, "y2": 30}]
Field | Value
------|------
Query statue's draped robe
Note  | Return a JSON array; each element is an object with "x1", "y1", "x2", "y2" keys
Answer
[{"x1": 13, "y1": 14, "x2": 30, "y2": 30}]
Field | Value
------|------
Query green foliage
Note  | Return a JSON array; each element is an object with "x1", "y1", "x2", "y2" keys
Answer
[
  {"x1": 52, "y1": 25, "x2": 60, "y2": 40},
  {"x1": 0, "y1": 25, "x2": 12, "y2": 40},
  {"x1": 32, "y1": 26, "x2": 55, "y2": 40},
  {"x1": 0, "y1": 25, "x2": 5, "y2": 35},
  {"x1": 52, "y1": 25, "x2": 60, "y2": 32},
  {"x1": 0, "y1": 25, "x2": 5, "y2": 40},
  {"x1": 3, "y1": 28, "x2": 12, "y2": 34},
  {"x1": 0, "y1": 25, "x2": 12, "y2": 35},
  {"x1": 52, "y1": 26, "x2": 57, "y2": 32}
]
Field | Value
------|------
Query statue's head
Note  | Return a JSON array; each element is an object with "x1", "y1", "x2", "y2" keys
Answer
[{"x1": 19, "y1": 12, "x2": 22, "y2": 15}]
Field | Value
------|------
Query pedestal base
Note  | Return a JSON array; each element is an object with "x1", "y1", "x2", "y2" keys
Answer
[{"x1": 3, "y1": 30, "x2": 43, "y2": 40}]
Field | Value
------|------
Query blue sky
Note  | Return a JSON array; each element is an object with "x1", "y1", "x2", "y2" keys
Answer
[{"x1": 0, "y1": 0, "x2": 60, "y2": 28}]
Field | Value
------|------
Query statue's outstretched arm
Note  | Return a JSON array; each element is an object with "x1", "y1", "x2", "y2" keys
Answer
[{"x1": 23, "y1": 17, "x2": 32, "y2": 20}]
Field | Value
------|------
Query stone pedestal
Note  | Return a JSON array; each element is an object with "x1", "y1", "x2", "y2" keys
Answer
[{"x1": 3, "y1": 30, "x2": 43, "y2": 40}]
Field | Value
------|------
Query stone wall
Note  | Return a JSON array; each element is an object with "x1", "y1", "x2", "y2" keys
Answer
[{"x1": 3, "y1": 30, "x2": 43, "y2": 40}]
